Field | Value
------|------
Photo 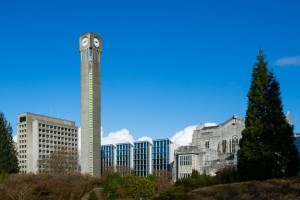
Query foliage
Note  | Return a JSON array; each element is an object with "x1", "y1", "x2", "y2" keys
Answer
[
  {"x1": 88, "y1": 191, "x2": 98, "y2": 200},
  {"x1": 176, "y1": 170, "x2": 216, "y2": 191},
  {"x1": 101, "y1": 172, "x2": 123, "y2": 199},
  {"x1": 0, "y1": 112, "x2": 19, "y2": 174},
  {"x1": 215, "y1": 166, "x2": 240, "y2": 184},
  {"x1": 101, "y1": 172, "x2": 156, "y2": 199},
  {"x1": 0, "y1": 172, "x2": 8, "y2": 184},
  {"x1": 152, "y1": 170, "x2": 173, "y2": 193},
  {"x1": 238, "y1": 50, "x2": 300, "y2": 181},
  {"x1": 123, "y1": 175, "x2": 155, "y2": 199},
  {"x1": 0, "y1": 173, "x2": 95, "y2": 200}
]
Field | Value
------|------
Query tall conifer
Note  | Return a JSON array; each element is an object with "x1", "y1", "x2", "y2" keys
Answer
[
  {"x1": 238, "y1": 50, "x2": 299, "y2": 180},
  {"x1": 0, "y1": 112, "x2": 19, "y2": 173}
]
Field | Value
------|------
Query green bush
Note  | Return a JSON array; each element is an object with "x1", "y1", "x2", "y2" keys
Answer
[
  {"x1": 176, "y1": 170, "x2": 216, "y2": 191},
  {"x1": 216, "y1": 166, "x2": 240, "y2": 184},
  {"x1": 123, "y1": 175, "x2": 155, "y2": 199},
  {"x1": 88, "y1": 191, "x2": 98, "y2": 200},
  {"x1": 101, "y1": 173, "x2": 123, "y2": 199}
]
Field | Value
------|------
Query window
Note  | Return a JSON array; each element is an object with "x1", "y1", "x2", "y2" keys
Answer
[
  {"x1": 222, "y1": 140, "x2": 227, "y2": 153},
  {"x1": 19, "y1": 116, "x2": 26, "y2": 123},
  {"x1": 205, "y1": 141, "x2": 210, "y2": 149},
  {"x1": 232, "y1": 136, "x2": 239, "y2": 152},
  {"x1": 89, "y1": 49, "x2": 93, "y2": 60},
  {"x1": 179, "y1": 155, "x2": 192, "y2": 166}
]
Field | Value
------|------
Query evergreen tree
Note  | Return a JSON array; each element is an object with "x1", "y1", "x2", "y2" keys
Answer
[
  {"x1": 238, "y1": 50, "x2": 299, "y2": 180},
  {"x1": 0, "y1": 112, "x2": 19, "y2": 173}
]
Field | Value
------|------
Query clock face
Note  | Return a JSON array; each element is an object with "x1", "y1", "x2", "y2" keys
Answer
[
  {"x1": 82, "y1": 37, "x2": 88, "y2": 47},
  {"x1": 94, "y1": 37, "x2": 100, "y2": 47}
]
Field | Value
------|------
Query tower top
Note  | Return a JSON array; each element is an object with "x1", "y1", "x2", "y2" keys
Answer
[{"x1": 79, "y1": 32, "x2": 102, "y2": 52}]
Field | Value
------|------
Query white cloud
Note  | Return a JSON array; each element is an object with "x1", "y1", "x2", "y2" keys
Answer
[
  {"x1": 102, "y1": 129, "x2": 134, "y2": 145},
  {"x1": 138, "y1": 136, "x2": 153, "y2": 144},
  {"x1": 170, "y1": 125, "x2": 197, "y2": 146},
  {"x1": 13, "y1": 135, "x2": 17, "y2": 143},
  {"x1": 274, "y1": 56, "x2": 300, "y2": 67}
]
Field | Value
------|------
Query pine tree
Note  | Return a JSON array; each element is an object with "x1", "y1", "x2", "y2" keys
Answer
[
  {"x1": 265, "y1": 74, "x2": 299, "y2": 177},
  {"x1": 238, "y1": 50, "x2": 299, "y2": 180},
  {"x1": 0, "y1": 112, "x2": 19, "y2": 173}
]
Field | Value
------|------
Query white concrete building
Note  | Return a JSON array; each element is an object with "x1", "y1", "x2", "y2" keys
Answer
[
  {"x1": 173, "y1": 115, "x2": 245, "y2": 180},
  {"x1": 17, "y1": 112, "x2": 78, "y2": 173}
]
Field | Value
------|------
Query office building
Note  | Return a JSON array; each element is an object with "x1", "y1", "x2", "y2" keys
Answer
[
  {"x1": 134, "y1": 141, "x2": 153, "y2": 176},
  {"x1": 116, "y1": 143, "x2": 134, "y2": 176},
  {"x1": 17, "y1": 112, "x2": 78, "y2": 173},
  {"x1": 79, "y1": 32, "x2": 102, "y2": 176},
  {"x1": 101, "y1": 144, "x2": 116, "y2": 175},
  {"x1": 152, "y1": 139, "x2": 173, "y2": 176}
]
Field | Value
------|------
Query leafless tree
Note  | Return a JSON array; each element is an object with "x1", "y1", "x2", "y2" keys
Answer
[{"x1": 38, "y1": 147, "x2": 79, "y2": 174}]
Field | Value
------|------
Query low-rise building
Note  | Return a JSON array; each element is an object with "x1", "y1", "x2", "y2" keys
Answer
[{"x1": 173, "y1": 115, "x2": 244, "y2": 181}]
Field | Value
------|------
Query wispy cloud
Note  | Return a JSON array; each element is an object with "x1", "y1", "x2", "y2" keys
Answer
[{"x1": 274, "y1": 56, "x2": 300, "y2": 67}]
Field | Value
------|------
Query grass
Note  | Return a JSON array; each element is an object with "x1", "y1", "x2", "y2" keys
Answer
[{"x1": 187, "y1": 176, "x2": 300, "y2": 200}]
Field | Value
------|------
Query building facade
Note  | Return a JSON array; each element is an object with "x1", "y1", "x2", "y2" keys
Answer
[
  {"x1": 134, "y1": 141, "x2": 153, "y2": 177},
  {"x1": 116, "y1": 143, "x2": 134, "y2": 176},
  {"x1": 100, "y1": 139, "x2": 175, "y2": 177},
  {"x1": 101, "y1": 144, "x2": 116, "y2": 175},
  {"x1": 152, "y1": 139, "x2": 173, "y2": 176},
  {"x1": 79, "y1": 32, "x2": 102, "y2": 177},
  {"x1": 17, "y1": 112, "x2": 78, "y2": 173},
  {"x1": 173, "y1": 115, "x2": 245, "y2": 181}
]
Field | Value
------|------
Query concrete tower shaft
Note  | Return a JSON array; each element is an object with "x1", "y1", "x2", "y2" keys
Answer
[{"x1": 79, "y1": 32, "x2": 101, "y2": 176}]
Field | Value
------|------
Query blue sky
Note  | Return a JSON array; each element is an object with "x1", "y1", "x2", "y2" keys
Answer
[{"x1": 1, "y1": 0, "x2": 300, "y2": 143}]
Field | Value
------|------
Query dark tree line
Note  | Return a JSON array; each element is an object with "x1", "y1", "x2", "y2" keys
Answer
[{"x1": 0, "y1": 112, "x2": 19, "y2": 174}]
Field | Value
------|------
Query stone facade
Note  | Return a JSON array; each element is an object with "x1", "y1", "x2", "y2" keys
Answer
[{"x1": 173, "y1": 115, "x2": 245, "y2": 181}]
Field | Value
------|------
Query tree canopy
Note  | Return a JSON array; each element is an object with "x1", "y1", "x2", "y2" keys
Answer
[
  {"x1": 238, "y1": 50, "x2": 299, "y2": 180},
  {"x1": 0, "y1": 112, "x2": 19, "y2": 173}
]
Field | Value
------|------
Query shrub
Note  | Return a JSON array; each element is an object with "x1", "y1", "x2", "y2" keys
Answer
[
  {"x1": 88, "y1": 191, "x2": 98, "y2": 200},
  {"x1": 216, "y1": 166, "x2": 240, "y2": 184}
]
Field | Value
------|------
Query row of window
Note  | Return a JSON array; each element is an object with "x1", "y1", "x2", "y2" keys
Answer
[
  {"x1": 179, "y1": 155, "x2": 192, "y2": 166},
  {"x1": 19, "y1": 139, "x2": 26, "y2": 144},
  {"x1": 39, "y1": 130, "x2": 77, "y2": 137},
  {"x1": 179, "y1": 173, "x2": 191, "y2": 179},
  {"x1": 19, "y1": 134, "x2": 27, "y2": 138},
  {"x1": 19, "y1": 150, "x2": 26, "y2": 154},
  {"x1": 38, "y1": 123, "x2": 77, "y2": 132},
  {"x1": 19, "y1": 144, "x2": 27, "y2": 149},
  {"x1": 19, "y1": 129, "x2": 27, "y2": 133},
  {"x1": 38, "y1": 139, "x2": 77, "y2": 145},
  {"x1": 39, "y1": 134, "x2": 77, "y2": 141},
  {"x1": 18, "y1": 124, "x2": 27, "y2": 128}
]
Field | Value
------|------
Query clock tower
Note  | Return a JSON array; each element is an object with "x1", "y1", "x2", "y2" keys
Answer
[{"x1": 79, "y1": 32, "x2": 102, "y2": 176}]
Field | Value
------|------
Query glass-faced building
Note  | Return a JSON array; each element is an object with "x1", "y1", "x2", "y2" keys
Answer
[
  {"x1": 101, "y1": 144, "x2": 116, "y2": 175},
  {"x1": 134, "y1": 141, "x2": 153, "y2": 177},
  {"x1": 100, "y1": 139, "x2": 175, "y2": 177},
  {"x1": 152, "y1": 139, "x2": 172, "y2": 176},
  {"x1": 116, "y1": 143, "x2": 133, "y2": 176}
]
